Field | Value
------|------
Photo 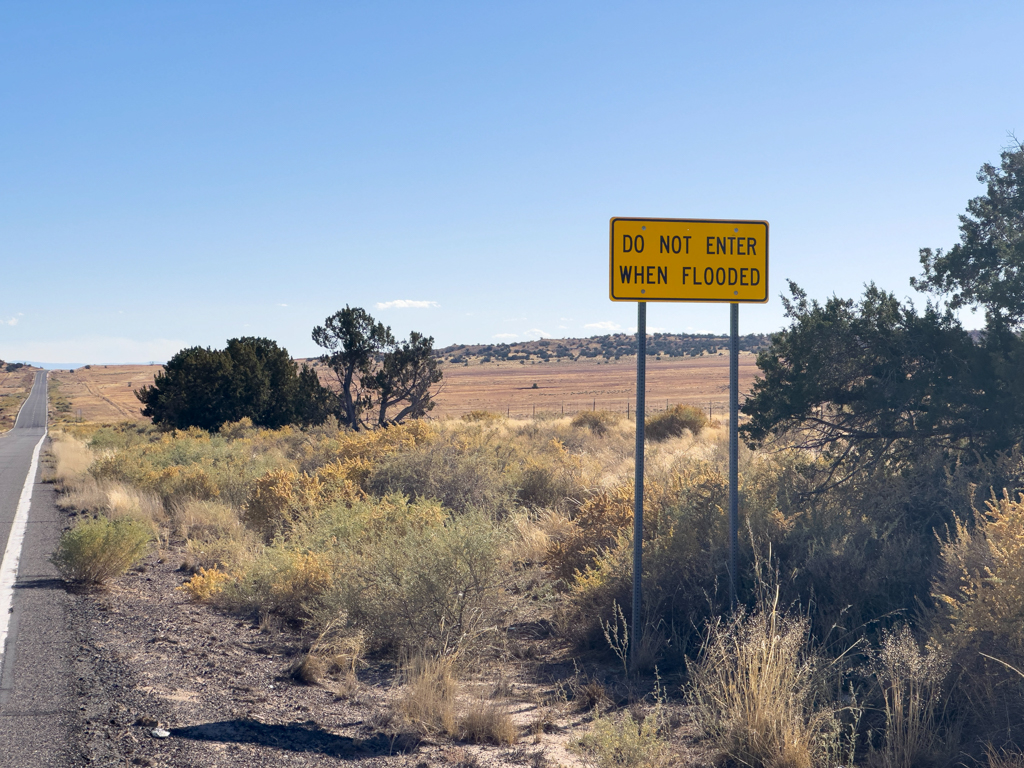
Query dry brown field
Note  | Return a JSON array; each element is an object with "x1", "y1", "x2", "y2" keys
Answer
[
  {"x1": 432, "y1": 352, "x2": 760, "y2": 418},
  {"x1": 48, "y1": 365, "x2": 159, "y2": 422},
  {"x1": 0, "y1": 367, "x2": 37, "y2": 432},
  {"x1": 47, "y1": 354, "x2": 760, "y2": 424}
]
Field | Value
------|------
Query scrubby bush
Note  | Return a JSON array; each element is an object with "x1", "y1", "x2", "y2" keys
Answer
[
  {"x1": 644, "y1": 404, "x2": 708, "y2": 442},
  {"x1": 462, "y1": 410, "x2": 501, "y2": 422},
  {"x1": 335, "y1": 509, "x2": 511, "y2": 656},
  {"x1": 572, "y1": 705, "x2": 670, "y2": 768},
  {"x1": 367, "y1": 425, "x2": 518, "y2": 515},
  {"x1": 561, "y1": 463, "x2": 728, "y2": 659},
  {"x1": 52, "y1": 516, "x2": 153, "y2": 584},
  {"x1": 571, "y1": 409, "x2": 623, "y2": 437},
  {"x1": 179, "y1": 566, "x2": 233, "y2": 601}
]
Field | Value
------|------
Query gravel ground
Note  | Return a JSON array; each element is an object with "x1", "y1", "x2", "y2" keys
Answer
[{"x1": 67, "y1": 548, "x2": 710, "y2": 768}]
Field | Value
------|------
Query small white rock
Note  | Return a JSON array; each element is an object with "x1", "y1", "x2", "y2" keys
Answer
[{"x1": 151, "y1": 728, "x2": 170, "y2": 739}]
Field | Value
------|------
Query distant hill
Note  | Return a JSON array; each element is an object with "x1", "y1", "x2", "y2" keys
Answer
[{"x1": 434, "y1": 332, "x2": 770, "y2": 363}]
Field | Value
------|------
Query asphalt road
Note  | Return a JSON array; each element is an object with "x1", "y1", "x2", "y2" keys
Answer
[{"x1": 0, "y1": 373, "x2": 84, "y2": 766}]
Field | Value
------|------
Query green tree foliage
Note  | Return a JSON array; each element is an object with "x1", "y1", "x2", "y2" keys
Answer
[
  {"x1": 367, "y1": 331, "x2": 443, "y2": 425},
  {"x1": 312, "y1": 307, "x2": 442, "y2": 429},
  {"x1": 312, "y1": 306, "x2": 394, "y2": 428},
  {"x1": 136, "y1": 337, "x2": 337, "y2": 430},
  {"x1": 744, "y1": 144, "x2": 1024, "y2": 476},
  {"x1": 913, "y1": 138, "x2": 1024, "y2": 327},
  {"x1": 741, "y1": 283, "x2": 1004, "y2": 470}
]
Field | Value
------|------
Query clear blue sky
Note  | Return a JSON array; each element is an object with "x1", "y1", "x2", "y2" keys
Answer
[{"x1": 2, "y1": 2, "x2": 1022, "y2": 364}]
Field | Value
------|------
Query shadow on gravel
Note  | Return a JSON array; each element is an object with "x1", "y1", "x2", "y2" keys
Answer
[
  {"x1": 169, "y1": 719, "x2": 419, "y2": 758},
  {"x1": 13, "y1": 577, "x2": 66, "y2": 591}
]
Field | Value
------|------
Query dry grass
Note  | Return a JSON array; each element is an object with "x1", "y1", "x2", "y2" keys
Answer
[
  {"x1": 42, "y1": 354, "x2": 758, "y2": 424},
  {"x1": 509, "y1": 511, "x2": 560, "y2": 564},
  {"x1": 460, "y1": 701, "x2": 519, "y2": 746},
  {"x1": 46, "y1": 364, "x2": 157, "y2": 422},
  {"x1": 395, "y1": 653, "x2": 519, "y2": 746},
  {"x1": 987, "y1": 747, "x2": 1024, "y2": 768},
  {"x1": 47, "y1": 433, "x2": 95, "y2": 489},
  {"x1": 396, "y1": 654, "x2": 461, "y2": 737},
  {"x1": 688, "y1": 597, "x2": 849, "y2": 768}
]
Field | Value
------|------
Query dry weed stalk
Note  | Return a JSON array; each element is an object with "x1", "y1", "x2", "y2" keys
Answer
[{"x1": 872, "y1": 626, "x2": 948, "y2": 768}]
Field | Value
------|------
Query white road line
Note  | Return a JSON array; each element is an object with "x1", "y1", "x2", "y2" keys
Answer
[{"x1": 0, "y1": 379, "x2": 48, "y2": 665}]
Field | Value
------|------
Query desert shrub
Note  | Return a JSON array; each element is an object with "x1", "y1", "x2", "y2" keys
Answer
[
  {"x1": 514, "y1": 437, "x2": 591, "y2": 511},
  {"x1": 227, "y1": 548, "x2": 336, "y2": 622},
  {"x1": 179, "y1": 566, "x2": 233, "y2": 601},
  {"x1": 366, "y1": 425, "x2": 518, "y2": 515},
  {"x1": 184, "y1": 533, "x2": 260, "y2": 573},
  {"x1": 171, "y1": 498, "x2": 244, "y2": 541},
  {"x1": 229, "y1": 461, "x2": 360, "y2": 542},
  {"x1": 89, "y1": 426, "x2": 295, "y2": 509},
  {"x1": 688, "y1": 602, "x2": 851, "y2": 768},
  {"x1": 243, "y1": 468, "x2": 302, "y2": 540},
  {"x1": 462, "y1": 410, "x2": 502, "y2": 422},
  {"x1": 336, "y1": 510, "x2": 511, "y2": 656},
  {"x1": 173, "y1": 498, "x2": 260, "y2": 572},
  {"x1": 572, "y1": 703, "x2": 670, "y2": 768},
  {"x1": 571, "y1": 410, "x2": 622, "y2": 437},
  {"x1": 644, "y1": 404, "x2": 708, "y2": 442},
  {"x1": 932, "y1": 494, "x2": 1024, "y2": 654},
  {"x1": 299, "y1": 494, "x2": 447, "y2": 548},
  {"x1": 550, "y1": 484, "x2": 636, "y2": 583},
  {"x1": 225, "y1": 495, "x2": 452, "y2": 625},
  {"x1": 296, "y1": 418, "x2": 435, "y2": 474},
  {"x1": 563, "y1": 464, "x2": 728, "y2": 661},
  {"x1": 52, "y1": 516, "x2": 153, "y2": 584},
  {"x1": 555, "y1": 461, "x2": 725, "y2": 583},
  {"x1": 87, "y1": 421, "x2": 157, "y2": 451}
]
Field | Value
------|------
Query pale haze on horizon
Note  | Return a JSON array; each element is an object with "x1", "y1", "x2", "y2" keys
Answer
[{"x1": 2, "y1": 2, "x2": 1022, "y2": 365}]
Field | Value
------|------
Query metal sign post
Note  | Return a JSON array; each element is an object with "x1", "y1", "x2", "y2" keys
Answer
[
  {"x1": 632, "y1": 302, "x2": 646, "y2": 655},
  {"x1": 729, "y1": 302, "x2": 739, "y2": 609},
  {"x1": 609, "y1": 217, "x2": 768, "y2": 663}
]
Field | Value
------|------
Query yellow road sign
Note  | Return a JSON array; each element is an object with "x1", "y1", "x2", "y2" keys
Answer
[{"x1": 609, "y1": 218, "x2": 769, "y2": 302}]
